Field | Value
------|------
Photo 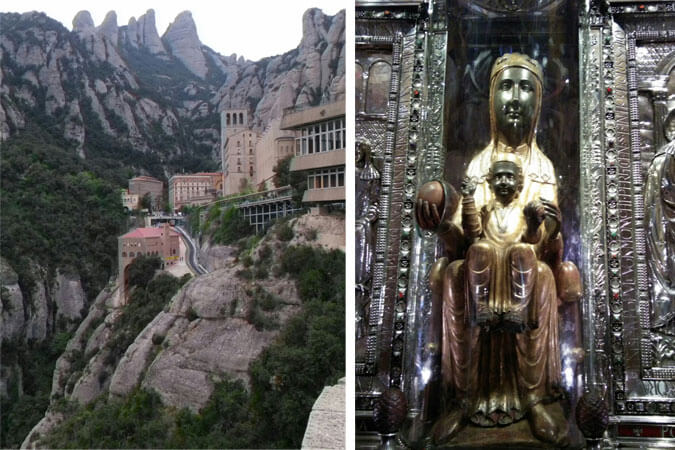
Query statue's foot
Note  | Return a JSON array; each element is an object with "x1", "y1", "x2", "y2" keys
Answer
[
  {"x1": 528, "y1": 403, "x2": 569, "y2": 447},
  {"x1": 431, "y1": 409, "x2": 465, "y2": 445}
]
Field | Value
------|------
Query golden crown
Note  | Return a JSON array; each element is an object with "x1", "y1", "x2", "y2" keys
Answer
[{"x1": 490, "y1": 53, "x2": 544, "y2": 85}]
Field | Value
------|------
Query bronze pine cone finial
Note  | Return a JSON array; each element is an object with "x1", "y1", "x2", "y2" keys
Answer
[
  {"x1": 575, "y1": 391, "x2": 609, "y2": 440},
  {"x1": 373, "y1": 388, "x2": 408, "y2": 435}
]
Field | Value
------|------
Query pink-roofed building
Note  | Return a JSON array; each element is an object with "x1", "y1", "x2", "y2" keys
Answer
[{"x1": 118, "y1": 223, "x2": 180, "y2": 301}]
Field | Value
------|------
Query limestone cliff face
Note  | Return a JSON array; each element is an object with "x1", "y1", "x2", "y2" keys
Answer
[
  {"x1": 215, "y1": 8, "x2": 346, "y2": 129},
  {"x1": 1, "y1": 256, "x2": 87, "y2": 421},
  {"x1": 1, "y1": 257, "x2": 87, "y2": 344},
  {"x1": 0, "y1": 8, "x2": 344, "y2": 169}
]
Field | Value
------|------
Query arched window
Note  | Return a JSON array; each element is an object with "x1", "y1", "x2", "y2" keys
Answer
[
  {"x1": 226, "y1": 113, "x2": 231, "y2": 126},
  {"x1": 366, "y1": 61, "x2": 392, "y2": 114},
  {"x1": 122, "y1": 252, "x2": 127, "y2": 257},
  {"x1": 239, "y1": 113, "x2": 244, "y2": 124},
  {"x1": 233, "y1": 114, "x2": 237, "y2": 125},
  {"x1": 130, "y1": 252, "x2": 135, "y2": 257}
]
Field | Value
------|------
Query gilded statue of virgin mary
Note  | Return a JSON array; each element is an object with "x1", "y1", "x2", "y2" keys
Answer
[{"x1": 416, "y1": 53, "x2": 581, "y2": 446}]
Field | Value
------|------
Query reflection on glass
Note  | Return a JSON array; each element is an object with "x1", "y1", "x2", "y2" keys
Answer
[
  {"x1": 366, "y1": 61, "x2": 392, "y2": 114},
  {"x1": 356, "y1": 63, "x2": 364, "y2": 113}
]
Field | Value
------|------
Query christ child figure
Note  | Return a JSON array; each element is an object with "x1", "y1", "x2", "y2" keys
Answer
[{"x1": 460, "y1": 155, "x2": 555, "y2": 332}]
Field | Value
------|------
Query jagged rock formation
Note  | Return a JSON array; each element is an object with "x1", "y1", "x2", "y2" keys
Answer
[
  {"x1": 162, "y1": 11, "x2": 206, "y2": 78},
  {"x1": 0, "y1": 8, "x2": 345, "y2": 173}
]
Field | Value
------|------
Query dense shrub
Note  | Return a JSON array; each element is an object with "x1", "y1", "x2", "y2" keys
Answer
[
  {"x1": 107, "y1": 272, "x2": 182, "y2": 367},
  {"x1": 210, "y1": 207, "x2": 254, "y2": 245},
  {"x1": 126, "y1": 255, "x2": 161, "y2": 288},
  {"x1": 276, "y1": 222, "x2": 294, "y2": 241},
  {"x1": 42, "y1": 388, "x2": 169, "y2": 449},
  {"x1": 0, "y1": 129, "x2": 126, "y2": 299}
]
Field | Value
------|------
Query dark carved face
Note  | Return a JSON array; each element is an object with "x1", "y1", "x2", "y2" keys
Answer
[
  {"x1": 489, "y1": 160, "x2": 521, "y2": 204},
  {"x1": 492, "y1": 67, "x2": 538, "y2": 147}
]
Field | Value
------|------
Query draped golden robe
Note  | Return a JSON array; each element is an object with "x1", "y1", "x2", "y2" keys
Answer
[{"x1": 438, "y1": 142, "x2": 562, "y2": 427}]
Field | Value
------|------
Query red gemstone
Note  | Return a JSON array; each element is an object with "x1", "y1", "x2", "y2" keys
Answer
[
  {"x1": 639, "y1": 4, "x2": 645, "y2": 10},
  {"x1": 414, "y1": 90, "x2": 419, "y2": 96},
  {"x1": 607, "y1": 87, "x2": 613, "y2": 94},
  {"x1": 384, "y1": 10, "x2": 391, "y2": 15},
  {"x1": 614, "y1": 293, "x2": 620, "y2": 300}
]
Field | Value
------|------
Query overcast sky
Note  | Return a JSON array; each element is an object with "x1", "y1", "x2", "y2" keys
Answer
[{"x1": 4, "y1": 0, "x2": 345, "y2": 61}]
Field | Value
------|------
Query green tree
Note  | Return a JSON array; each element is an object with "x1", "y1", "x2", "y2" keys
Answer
[
  {"x1": 272, "y1": 155, "x2": 306, "y2": 204},
  {"x1": 139, "y1": 192, "x2": 152, "y2": 212}
]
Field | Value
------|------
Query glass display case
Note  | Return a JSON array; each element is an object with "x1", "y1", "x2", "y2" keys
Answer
[{"x1": 356, "y1": 0, "x2": 675, "y2": 448}]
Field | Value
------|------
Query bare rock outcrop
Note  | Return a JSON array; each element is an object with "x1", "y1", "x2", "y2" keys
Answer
[
  {"x1": 72, "y1": 11, "x2": 95, "y2": 36},
  {"x1": 136, "y1": 9, "x2": 166, "y2": 55},
  {"x1": 198, "y1": 240, "x2": 237, "y2": 271},
  {"x1": 96, "y1": 11, "x2": 118, "y2": 45},
  {"x1": 1, "y1": 259, "x2": 88, "y2": 344},
  {"x1": 54, "y1": 271, "x2": 86, "y2": 321},
  {"x1": 162, "y1": 11, "x2": 207, "y2": 79},
  {"x1": 110, "y1": 265, "x2": 301, "y2": 411}
]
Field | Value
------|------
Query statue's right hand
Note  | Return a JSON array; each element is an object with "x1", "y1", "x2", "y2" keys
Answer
[
  {"x1": 416, "y1": 181, "x2": 445, "y2": 230},
  {"x1": 460, "y1": 178, "x2": 477, "y2": 197}
]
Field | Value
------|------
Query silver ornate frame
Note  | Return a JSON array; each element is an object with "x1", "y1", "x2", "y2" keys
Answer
[
  {"x1": 355, "y1": 3, "x2": 423, "y2": 429},
  {"x1": 582, "y1": 1, "x2": 675, "y2": 424}
]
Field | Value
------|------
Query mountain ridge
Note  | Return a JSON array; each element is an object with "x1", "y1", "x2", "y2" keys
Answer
[{"x1": 0, "y1": 8, "x2": 345, "y2": 177}]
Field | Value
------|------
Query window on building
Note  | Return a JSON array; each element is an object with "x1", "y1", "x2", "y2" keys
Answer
[
  {"x1": 240, "y1": 113, "x2": 244, "y2": 124},
  {"x1": 306, "y1": 167, "x2": 345, "y2": 190},
  {"x1": 122, "y1": 252, "x2": 127, "y2": 257},
  {"x1": 295, "y1": 118, "x2": 345, "y2": 156},
  {"x1": 226, "y1": 113, "x2": 231, "y2": 126},
  {"x1": 130, "y1": 252, "x2": 135, "y2": 257}
]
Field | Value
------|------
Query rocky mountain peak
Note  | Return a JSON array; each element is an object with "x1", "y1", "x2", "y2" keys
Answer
[
  {"x1": 72, "y1": 10, "x2": 95, "y2": 35},
  {"x1": 300, "y1": 8, "x2": 329, "y2": 49},
  {"x1": 162, "y1": 10, "x2": 207, "y2": 79},
  {"x1": 135, "y1": 9, "x2": 166, "y2": 55},
  {"x1": 97, "y1": 11, "x2": 118, "y2": 45}
]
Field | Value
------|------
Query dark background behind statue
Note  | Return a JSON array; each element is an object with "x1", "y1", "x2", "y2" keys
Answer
[{"x1": 442, "y1": 0, "x2": 581, "y2": 266}]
